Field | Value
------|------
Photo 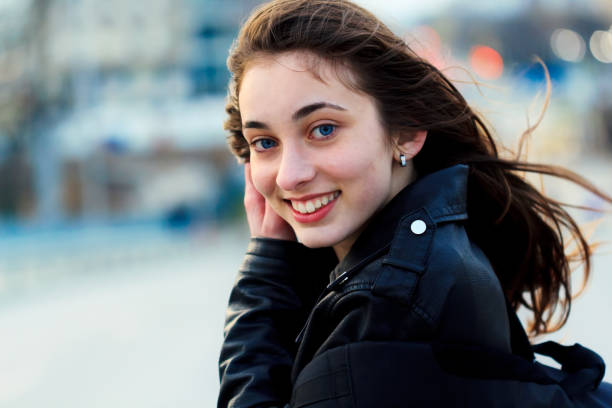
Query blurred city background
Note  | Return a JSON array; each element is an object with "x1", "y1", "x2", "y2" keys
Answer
[{"x1": 0, "y1": 0, "x2": 611, "y2": 406}]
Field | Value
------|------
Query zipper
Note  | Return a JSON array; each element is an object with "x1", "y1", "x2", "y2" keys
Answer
[
  {"x1": 327, "y1": 270, "x2": 350, "y2": 290},
  {"x1": 294, "y1": 269, "x2": 353, "y2": 343},
  {"x1": 295, "y1": 284, "x2": 334, "y2": 344},
  {"x1": 295, "y1": 245, "x2": 389, "y2": 344},
  {"x1": 294, "y1": 318, "x2": 309, "y2": 344}
]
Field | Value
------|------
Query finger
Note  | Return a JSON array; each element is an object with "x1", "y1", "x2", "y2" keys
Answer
[
  {"x1": 244, "y1": 164, "x2": 295, "y2": 240},
  {"x1": 243, "y1": 163, "x2": 266, "y2": 235},
  {"x1": 244, "y1": 163, "x2": 253, "y2": 195},
  {"x1": 262, "y1": 199, "x2": 296, "y2": 241},
  {"x1": 244, "y1": 163, "x2": 264, "y2": 208}
]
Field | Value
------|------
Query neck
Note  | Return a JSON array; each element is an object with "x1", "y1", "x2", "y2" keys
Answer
[{"x1": 332, "y1": 161, "x2": 418, "y2": 261}]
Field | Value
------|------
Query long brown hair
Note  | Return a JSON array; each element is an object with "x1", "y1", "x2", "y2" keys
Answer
[{"x1": 224, "y1": 0, "x2": 611, "y2": 336}]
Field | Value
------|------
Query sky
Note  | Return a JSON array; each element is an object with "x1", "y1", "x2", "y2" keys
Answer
[
  {"x1": 353, "y1": 0, "x2": 612, "y2": 24},
  {"x1": 353, "y1": 0, "x2": 524, "y2": 23}
]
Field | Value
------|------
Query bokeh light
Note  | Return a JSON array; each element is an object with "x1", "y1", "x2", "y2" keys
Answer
[
  {"x1": 550, "y1": 28, "x2": 586, "y2": 62},
  {"x1": 590, "y1": 30, "x2": 612, "y2": 63},
  {"x1": 405, "y1": 25, "x2": 445, "y2": 68},
  {"x1": 469, "y1": 45, "x2": 504, "y2": 79}
]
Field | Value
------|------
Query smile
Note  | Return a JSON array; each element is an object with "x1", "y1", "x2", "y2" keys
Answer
[
  {"x1": 286, "y1": 191, "x2": 340, "y2": 224},
  {"x1": 290, "y1": 191, "x2": 340, "y2": 214}
]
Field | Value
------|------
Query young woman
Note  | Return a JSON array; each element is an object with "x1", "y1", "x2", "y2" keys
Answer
[{"x1": 217, "y1": 1, "x2": 612, "y2": 407}]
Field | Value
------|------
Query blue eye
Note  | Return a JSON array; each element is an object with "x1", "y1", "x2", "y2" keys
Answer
[
  {"x1": 253, "y1": 138, "x2": 277, "y2": 151},
  {"x1": 312, "y1": 124, "x2": 336, "y2": 139}
]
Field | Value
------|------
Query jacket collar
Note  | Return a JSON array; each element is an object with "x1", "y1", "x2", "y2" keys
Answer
[{"x1": 329, "y1": 164, "x2": 469, "y2": 283}]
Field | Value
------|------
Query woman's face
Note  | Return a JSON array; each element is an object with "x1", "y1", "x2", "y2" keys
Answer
[{"x1": 239, "y1": 52, "x2": 409, "y2": 258}]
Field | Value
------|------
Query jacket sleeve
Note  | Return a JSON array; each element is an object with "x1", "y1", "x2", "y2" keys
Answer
[{"x1": 218, "y1": 238, "x2": 335, "y2": 408}]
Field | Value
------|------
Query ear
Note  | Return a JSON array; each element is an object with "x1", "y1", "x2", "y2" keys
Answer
[{"x1": 392, "y1": 129, "x2": 427, "y2": 163}]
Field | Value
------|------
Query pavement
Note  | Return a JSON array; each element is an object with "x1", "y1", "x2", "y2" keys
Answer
[
  {"x1": 0, "y1": 176, "x2": 611, "y2": 407},
  {"x1": 0, "y1": 224, "x2": 245, "y2": 407}
]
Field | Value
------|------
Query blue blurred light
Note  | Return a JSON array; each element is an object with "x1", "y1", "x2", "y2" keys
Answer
[
  {"x1": 102, "y1": 137, "x2": 129, "y2": 154},
  {"x1": 515, "y1": 60, "x2": 566, "y2": 84}
]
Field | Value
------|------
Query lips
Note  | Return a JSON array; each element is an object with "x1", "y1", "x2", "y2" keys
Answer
[
  {"x1": 286, "y1": 191, "x2": 340, "y2": 223},
  {"x1": 290, "y1": 191, "x2": 340, "y2": 214}
]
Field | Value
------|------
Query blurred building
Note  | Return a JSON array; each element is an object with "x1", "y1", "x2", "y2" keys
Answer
[
  {"x1": 0, "y1": 0, "x2": 264, "y2": 224},
  {"x1": 0, "y1": 0, "x2": 610, "y2": 225},
  {"x1": 411, "y1": 2, "x2": 612, "y2": 155}
]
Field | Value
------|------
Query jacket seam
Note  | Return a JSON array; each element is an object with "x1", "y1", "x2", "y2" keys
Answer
[
  {"x1": 293, "y1": 367, "x2": 348, "y2": 390},
  {"x1": 431, "y1": 204, "x2": 466, "y2": 222},
  {"x1": 320, "y1": 292, "x2": 340, "y2": 317},
  {"x1": 327, "y1": 285, "x2": 374, "y2": 323},
  {"x1": 245, "y1": 252, "x2": 300, "y2": 261},
  {"x1": 339, "y1": 281, "x2": 374, "y2": 293},
  {"x1": 345, "y1": 344, "x2": 357, "y2": 407},
  {"x1": 411, "y1": 302, "x2": 435, "y2": 325}
]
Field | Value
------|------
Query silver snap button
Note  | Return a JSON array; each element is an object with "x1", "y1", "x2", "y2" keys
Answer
[{"x1": 410, "y1": 219, "x2": 427, "y2": 235}]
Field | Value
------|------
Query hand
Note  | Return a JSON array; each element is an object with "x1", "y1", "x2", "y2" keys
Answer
[{"x1": 244, "y1": 163, "x2": 296, "y2": 241}]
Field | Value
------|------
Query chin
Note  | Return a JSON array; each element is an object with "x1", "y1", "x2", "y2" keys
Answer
[{"x1": 295, "y1": 229, "x2": 343, "y2": 249}]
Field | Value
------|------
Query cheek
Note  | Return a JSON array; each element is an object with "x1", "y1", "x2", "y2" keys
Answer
[{"x1": 333, "y1": 136, "x2": 393, "y2": 181}]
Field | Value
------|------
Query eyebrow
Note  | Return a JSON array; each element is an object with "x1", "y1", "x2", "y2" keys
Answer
[
  {"x1": 243, "y1": 120, "x2": 269, "y2": 130},
  {"x1": 292, "y1": 102, "x2": 346, "y2": 121},
  {"x1": 243, "y1": 102, "x2": 346, "y2": 129}
]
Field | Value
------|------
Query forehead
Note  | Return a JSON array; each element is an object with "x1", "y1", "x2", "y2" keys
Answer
[
  {"x1": 238, "y1": 51, "x2": 367, "y2": 116},
  {"x1": 244, "y1": 51, "x2": 354, "y2": 88}
]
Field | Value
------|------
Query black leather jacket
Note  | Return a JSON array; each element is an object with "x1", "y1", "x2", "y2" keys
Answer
[{"x1": 218, "y1": 165, "x2": 610, "y2": 408}]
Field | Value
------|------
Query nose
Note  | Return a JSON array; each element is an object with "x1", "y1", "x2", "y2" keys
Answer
[{"x1": 275, "y1": 143, "x2": 316, "y2": 191}]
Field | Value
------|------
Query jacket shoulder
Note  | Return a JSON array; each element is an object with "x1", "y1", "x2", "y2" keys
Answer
[
  {"x1": 368, "y1": 210, "x2": 511, "y2": 351},
  {"x1": 424, "y1": 221, "x2": 511, "y2": 350}
]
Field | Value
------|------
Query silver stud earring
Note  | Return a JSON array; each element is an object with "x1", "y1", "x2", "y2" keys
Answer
[{"x1": 399, "y1": 153, "x2": 407, "y2": 167}]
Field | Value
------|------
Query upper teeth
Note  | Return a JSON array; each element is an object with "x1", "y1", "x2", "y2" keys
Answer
[{"x1": 291, "y1": 192, "x2": 339, "y2": 214}]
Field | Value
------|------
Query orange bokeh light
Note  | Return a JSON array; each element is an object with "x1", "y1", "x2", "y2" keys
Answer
[
  {"x1": 404, "y1": 25, "x2": 447, "y2": 69},
  {"x1": 470, "y1": 45, "x2": 504, "y2": 79}
]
